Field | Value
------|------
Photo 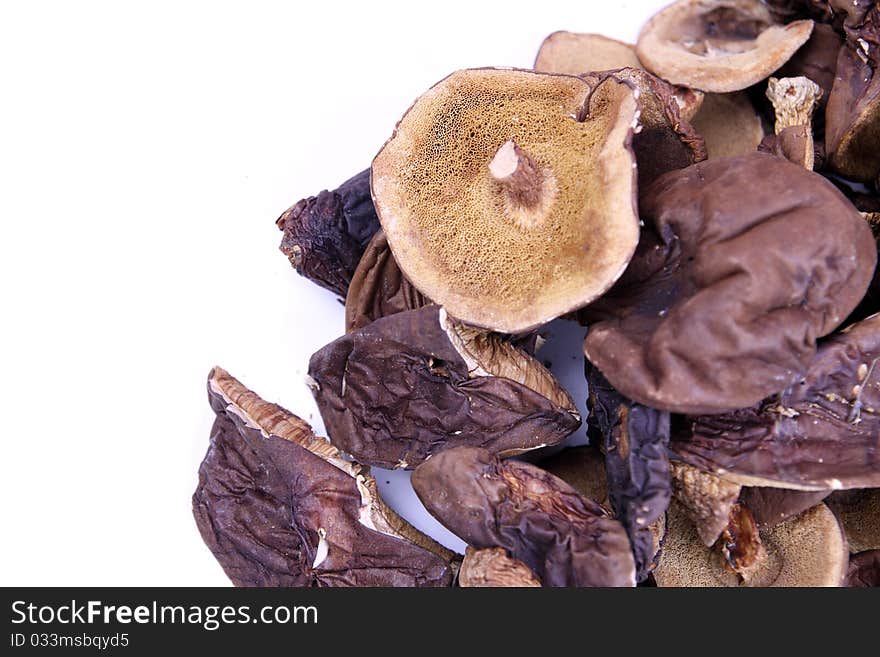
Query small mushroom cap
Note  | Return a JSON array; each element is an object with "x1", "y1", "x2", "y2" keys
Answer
[
  {"x1": 826, "y1": 489, "x2": 880, "y2": 553},
  {"x1": 535, "y1": 31, "x2": 643, "y2": 74},
  {"x1": 372, "y1": 68, "x2": 640, "y2": 333},
  {"x1": 459, "y1": 547, "x2": 542, "y2": 587},
  {"x1": 690, "y1": 91, "x2": 765, "y2": 157},
  {"x1": 655, "y1": 502, "x2": 849, "y2": 586},
  {"x1": 636, "y1": 0, "x2": 813, "y2": 93}
]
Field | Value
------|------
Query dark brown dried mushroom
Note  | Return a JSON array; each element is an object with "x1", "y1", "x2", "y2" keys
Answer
[
  {"x1": 670, "y1": 461, "x2": 742, "y2": 546},
  {"x1": 371, "y1": 68, "x2": 640, "y2": 333},
  {"x1": 587, "y1": 366, "x2": 671, "y2": 581},
  {"x1": 583, "y1": 153, "x2": 876, "y2": 414},
  {"x1": 739, "y1": 487, "x2": 831, "y2": 528},
  {"x1": 826, "y1": 488, "x2": 880, "y2": 552},
  {"x1": 655, "y1": 501, "x2": 848, "y2": 586},
  {"x1": 672, "y1": 313, "x2": 880, "y2": 490},
  {"x1": 276, "y1": 169, "x2": 381, "y2": 297},
  {"x1": 539, "y1": 445, "x2": 609, "y2": 510},
  {"x1": 636, "y1": 0, "x2": 813, "y2": 92},
  {"x1": 776, "y1": 22, "x2": 843, "y2": 111},
  {"x1": 534, "y1": 31, "x2": 643, "y2": 74},
  {"x1": 345, "y1": 229, "x2": 429, "y2": 333},
  {"x1": 308, "y1": 305, "x2": 580, "y2": 469},
  {"x1": 412, "y1": 446, "x2": 636, "y2": 587},
  {"x1": 458, "y1": 547, "x2": 541, "y2": 587},
  {"x1": 846, "y1": 549, "x2": 880, "y2": 587},
  {"x1": 690, "y1": 91, "x2": 765, "y2": 157},
  {"x1": 193, "y1": 367, "x2": 456, "y2": 587}
]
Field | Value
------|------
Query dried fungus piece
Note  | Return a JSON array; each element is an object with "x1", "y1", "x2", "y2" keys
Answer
[
  {"x1": 764, "y1": 76, "x2": 823, "y2": 168},
  {"x1": 371, "y1": 68, "x2": 640, "y2": 333},
  {"x1": 345, "y1": 229, "x2": 429, "y2": 333},
  {"x1": 655, "y1": 502, "x2": 848, "y2": 586},
  {"x1": 636, "y1": 0, "x2": 813, "y2": 92},
  {"x1": 192, "y1": 367, "x2": 455, "y2": 587},
  {"x1": 412, "y1": 446, "x2": 636, "y2": 587},
  {"x1": 690, "y1": 91, "x2": 765, "y2": 157},
  {"x1": 534, "y1": 31, "x2": 643, "y2": 74},
  {"x1": 583, "y1": 153, "x2": 876, "y2": 414},
  {"x1": 276, "y1": 169, "x2": 381, "y2": 297},
  {"x1": 539, "y1": 446, "x2": 610, "y2": 510},
  {"x1": 716, "y1": 503, "x2": 768, "y2": 583},
  {"x1": 670, "y1": 461, "x2": 741, "y2": 546},
  {"x1": 740, "y1": 487, "x2": 831, "y2": 528},
  {"x1": 826, "y1": 488, "x2": 880, "y2": 552},
  {"x1": 776, "y1": 22, "x2": 843, "y2": 111},
  {"x1": 846, "y1": 549, "x2": 880, "y2": 586},
  {"x1": 308, "y1": 305, "x2": 580, "y2": 469},
  {"x1": 587, "y1": 367, "x2": 671, "y2": 580},
  {"x1": 458, "y1": 547, "x2": 541, "y2": 588}
]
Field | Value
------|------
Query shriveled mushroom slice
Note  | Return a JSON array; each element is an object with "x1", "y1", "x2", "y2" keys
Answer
[
  {"x1": 740, "y1": 487, "x2": 831, "y2": 528},
  {"x1": 826, "y1": 489, "x2": 880, "y2": 552},
  {"x1": 672, "y1": 313, "x2": 880, "y2": 489},
  {"x1": 636, "y1": 0, "x2": 813, "y2": 93},
  {"x1": 276, "y1": 169, "x2": 381, "y2": 297},
  {"x1": 763, "y1": 76, "x2": 823, "y2": 168},
  {"x1": 345, "y1": 229, "x2": 429, "y2": 333},
  {"x1": 587, "y1": 366, "x2": 671, "y2": 581},
  {"x1": 670, "y1": 461, "x2": 741, "y2": 546},
  {"x1": 655, "y1": 502, "x2": 848, "y2": 586},
  {"x1": 193, "y1": 367, "x2": 456, "y2": 587},
  {"x1": 458, "y1": 547, "x2": 541, "y2": 588},
  {"x1": 846, "y1": 550, "x2": 880, "y2": 587},
  {"x1": 412, "y1": 446, "x2": 636, "y2": 587},
  {"x1": 308, "y1": 305, "x2": 580, "y2": 469},
  {"x1": 583, "y1": 153, "x2": 877, "y2": 414},
  {"x1": 539, "y1": 445, "x2": 609, "y2": 510},
  {"x1": 690, "y1": 91, "x2": 765, "y2": 157},
  {"x1": 371, "y1": 68, "x2": 640, "y2": 333}
]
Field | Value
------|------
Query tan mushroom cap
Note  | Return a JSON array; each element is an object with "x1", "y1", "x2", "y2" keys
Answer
[
  {"x1": 539, "y1": 446, "x2": 609, "y2": 509},
  {"x1": 636, "y1": 0, "x2": 813, "y2": 93},
  {"x1": 690, "y1": 91, "x2": 765, "y2": 157},
  {"x1": 535, "y1": 31, "x2": 642, "y2": 75},
  {"x1": 372, "y1": 68, "x2": 640, "y2": 333},
  {"x1": 459, "y1": 547, "x2": 542, "y2": 587},
  {"x1": 826, "y1": 489, "x2": 880, "y2": 554},
  {"x1": 655, "y1": 502, "x2": 848, "y2": 587}
]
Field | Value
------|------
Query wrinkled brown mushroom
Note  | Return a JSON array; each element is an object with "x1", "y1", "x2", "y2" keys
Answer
[
  {"x1": 412, "y1": 446, "x2": 637, "y2": 587},
  {"x1": 583, "y1": 153, "x2": 876, "y2": 414},
  {"x1": 763, "y1": 76, "x2": 823, "y2": 168},
  {"x1": 309, "y1": 305, "x2": 580, "y2": 469},
  {"x1": 655, "y1": 502, "x2": 848, "y2": 586},
  {"x1": 193, "y1": 367, "x2": 456, "y2": 587},
  {"x1": 846, "y1": 549, "x2": 880, "y2": 587},
  {"x1": 739, "y1": 487, "x2": 831, "y2": 528},
  {"x1": 458, "y1": 547, "x2": 541, "y2": 587},
  {"x1": 670, "y1": 461, "x2": 742, "y2": 546},
  {"x1": 371, "y1": 68, "x2": 640, "y2": 333},
  {"x1": 672, "y1": 313, "x2": 880, "y2": 490},
  {"x1": 538, "y1": 446, "x2": 609, "y2": 510},
  {"x1": 636, "y1": 0, "x2": 813, "y2": 93},
  {"x1": 276, "y1": 169, "x2": 381, "y2": 297},
  {"x1": 690, "y1": 91, "x2": 766, "y2": 157},
  {"x1": 826, "y1": 489, "x2": 880, "y2": 552},
  {"x1": 345, "y1": 229, "x2": 429, "y2": 333}
]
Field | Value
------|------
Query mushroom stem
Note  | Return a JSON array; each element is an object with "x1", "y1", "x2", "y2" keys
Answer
[
  {"x1": 766, "y1": 76, "x2": 823, "y2": 134},
  {"x1": 489, "y1": 140, "x2": 544, "y2": 209}
]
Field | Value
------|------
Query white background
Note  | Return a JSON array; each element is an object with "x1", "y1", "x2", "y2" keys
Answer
[{"x1": 0, "y1": 0, "x2": 668, "y2": 585}]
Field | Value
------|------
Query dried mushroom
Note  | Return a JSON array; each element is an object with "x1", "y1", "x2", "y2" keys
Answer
[
  {"x1": 308, "y1": 305, "x2": 580, "y2": 469},
  {"x1": 193, "y1": 367, "x2": 455, "y2": 587},
  {"x1": 458, "y1": 547, "x2": 541, "y2": 588},
  {"x1": 539, "y1": 446, "x2": 610, "y2": 509},
  {"x1": 739, "y1": 487, "x2": 831, "y2": 528},
  {"x1": 636, "y1": 0, "x2": 813, "y2": 93},
  {"x1": 345, "y1": 229, "x2": 429, "y2": 333},
  {"x1": 776, "y1": 22, "x2": 843, "y2": 111},
  {"x1": 690, "y1": 91, "x2": 765, "y2": 157},
  {"x1": 846, "y1": 549, "x2": 880, "y2": 587},
  {"x1": 655, "y1": 501, "x2": 848, "y2": 586},
  {"x1": 412, "y1": 446, "x2": 637, "y2": 587},
  {"x1": 587, "y1": 366, "x2": 671, "y2": 580},
  {"x1": 276, "y1": 169, "x2": 381, "y2": 297},
  {"x1": 371, "y1": 68, "x2": 640, "y2": 333},
  {"x1": 583, "y1": 153, "x2": 876, "y2": 414},
  {"x1": 534, "y1": 31, "x2": 643, "y2": 74},
  {"x1": 826, "y1": 488, "x2": 880, "y2": 552},
  {"x1": 763, "y1": 76, "x2": 823, "y2": 168},
  {"x1": 670, "y1": 461, "x2": 741, "y2": 546},
  {"x1": 672, "y1": 313, "x2": 880, "y2": 490}
]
